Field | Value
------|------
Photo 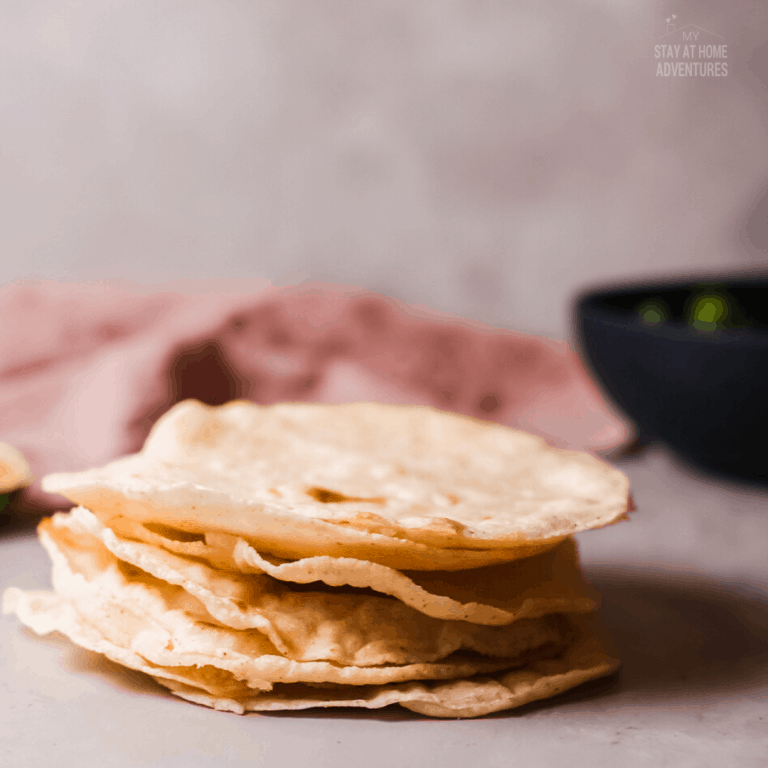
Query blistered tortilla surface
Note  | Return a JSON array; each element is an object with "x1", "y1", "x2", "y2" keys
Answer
[
  {"x1": 159, "y1": 614, "x2": 618, "y2": 718},
  {"x1": 42, "y1": 400, "x2": 629, "y2": 568}
]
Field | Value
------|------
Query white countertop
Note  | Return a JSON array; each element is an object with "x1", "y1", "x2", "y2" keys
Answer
[{"x1": 2, "y1": 444, "x2": 767, "y2": 768}]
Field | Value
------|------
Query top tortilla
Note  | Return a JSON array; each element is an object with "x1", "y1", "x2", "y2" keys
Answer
[{"x1": 42, "y1": 400, "x2": 629, "y2": 569}]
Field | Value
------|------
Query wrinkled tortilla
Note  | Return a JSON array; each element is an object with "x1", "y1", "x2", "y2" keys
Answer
[
  {"x1": 36, "y1": 515, "x2": 573, "y2": 674},
  {"x1": 4, "y1": 587, "x2": 617, "y2": 718},
  {"x1": 79, "y1": 507, "x2": 598, "y2": 626}
]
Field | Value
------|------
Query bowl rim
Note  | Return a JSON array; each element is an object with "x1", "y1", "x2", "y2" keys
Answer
[
  {"x1": 574, "y1": 270, "x2": 768, "y2": 308},
  {"x1": 573, "y1": 271, "x2": 768, "y2": 345}
]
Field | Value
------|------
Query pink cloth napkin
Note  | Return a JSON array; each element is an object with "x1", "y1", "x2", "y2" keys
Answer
[{"x1": 0, "y1": 279, "x2": 628, "y2": 510}]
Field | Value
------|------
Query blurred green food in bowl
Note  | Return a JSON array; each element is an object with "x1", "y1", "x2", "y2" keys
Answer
[
  {"x1": 635, "y1": 284, "x2": 753, "y2": 333},
  {"x1": 636, "y1": 297, "x2": 671, "y2": 326}
]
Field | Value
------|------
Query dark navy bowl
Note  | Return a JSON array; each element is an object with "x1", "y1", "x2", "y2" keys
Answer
[{"x1": 574, "y1": 276, "x2": 768, "y2": 481}]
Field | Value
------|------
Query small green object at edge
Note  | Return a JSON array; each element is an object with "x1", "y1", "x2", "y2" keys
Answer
[
  {"x1": 690, "y1": 295, "x2": 728, "y2": 332},
  {"x1": 636, "y1": 298, "x2": 669, "y2": 326}
]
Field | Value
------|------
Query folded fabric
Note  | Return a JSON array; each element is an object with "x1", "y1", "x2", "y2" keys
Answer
[{"x1": 0, "y1": 279, "x2": 628, "y2": 509}]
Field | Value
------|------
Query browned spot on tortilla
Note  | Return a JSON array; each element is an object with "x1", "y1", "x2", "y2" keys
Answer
[
  {"x1": 143, "y1": 522, "x2": 206, "y2": 543},
  {"x1": 446, "y1": 493, "x2": 461, "y2": 505},
  {"x1": 305, "y1": 487, "x2": 386, "y2": 505}
]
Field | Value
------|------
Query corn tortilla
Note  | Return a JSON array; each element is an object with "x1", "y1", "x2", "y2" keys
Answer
[
  {"x1": 38, "y1": 515, "x2": 573, "y2": 674},
  {"x1": 42, "y1": 400, "x2": 630, "y2": 569},
  {"x1": 0, "y1": 442, "x2": 33, "y2": 494},
  {"x1": 79, "y1": 507, "x2": 598, "y2": 626}
]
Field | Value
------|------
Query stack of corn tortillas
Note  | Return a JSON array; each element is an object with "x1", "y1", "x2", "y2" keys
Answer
[{"x1": 4, "y1": 400, "x2": 629, "y2": 717}]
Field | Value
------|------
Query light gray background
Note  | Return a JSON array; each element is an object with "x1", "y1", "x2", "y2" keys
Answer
[{"x1": 2, "y1": 0, "x2": 767, "y2": 339}]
